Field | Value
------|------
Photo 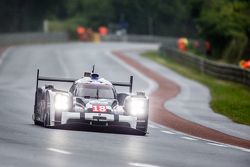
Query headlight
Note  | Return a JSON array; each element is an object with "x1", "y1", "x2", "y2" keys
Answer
[
  {"x1": 54, "y1": 94, "x2": 71, "y2": 111},
  {"x1": 129, "y1": 99, "x2": 146, "y2": 116}
]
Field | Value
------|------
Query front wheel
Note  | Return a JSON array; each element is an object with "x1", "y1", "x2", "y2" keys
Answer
[
  {"x1": 43, "y1": 113, "x2": 50, "y2": 128},
  {"x1": 34, "y1": 120, "x2": 40, "y2": 125},
  {"x1": 136, "y1": 117, "x2": 148, "y2": 135},
  {"x1": 33, "y1": 113, "x2": 40, "y2": 125},
  {"x1": 44, "y1": 92, "x2": 51, "y2": 128}
]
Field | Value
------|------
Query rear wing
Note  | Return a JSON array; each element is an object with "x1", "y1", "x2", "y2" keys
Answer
[
  {"x1": 35, "y1": 69, "x2": 133, "y2": 93},
  {"x1": 35, "y1": 69, "x2": 75, "y2": 93}
]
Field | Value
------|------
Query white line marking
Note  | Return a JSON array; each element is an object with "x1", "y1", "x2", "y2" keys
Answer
[
  {"x1": 0, "y1": 47, "x2": 13, "y2": 66},
  {"x1": 47, "y1": 148, "x2": 72, "y2": 155},
  {"x1": 161, "y1": 130, "x2": 175, "y2": 135},
  {"x1": 181, "y1": 136, "x2": 198, "y2": 141},
  {"x1": 207, "y1": 143, "x2": 228, "y2": 148},
  {"x1": 163, "y1": 129, "x2": 250, "y2": 153},
  {"x1": 148, "y1": 124, "x2": 158, "y2": 129},
  {"x1": 129, "y1": 162, "x2": 161, "y2": 167},
  {"x1": 239, "y1": 148, "x2": 250, "y2": 153},
  {"x1": 150, "y1": 121, "x2": 177, "y2": 130}
]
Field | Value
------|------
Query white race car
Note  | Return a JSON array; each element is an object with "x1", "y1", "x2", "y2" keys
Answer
[{"x1": 33, "y1": 68, "x2": 149, "y2": 135}]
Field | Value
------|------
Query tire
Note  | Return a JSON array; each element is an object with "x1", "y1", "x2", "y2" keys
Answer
[
  {"x1": 33, "y1": 112, "x2": 40, "y2": 125},
  {"x1": 34, "y1": 120, "x2": 39, "y2": 125},
  {"x1": 43, "y1": 113, "x2": 50, "y2": 128},
  {"x1": 136, "y1": 116, "x2": 149, "y2": 135},
  {"x1": 44, "y1": 93, "x2": 51, "y2": 128},
  {"x1": 136, "y1": 124, "x2": 148, "y2": 135}
]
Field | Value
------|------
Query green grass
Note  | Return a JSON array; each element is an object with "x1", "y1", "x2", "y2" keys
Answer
[{"x1": 142, "y1": 51, "x2": 250, "y2": 126}]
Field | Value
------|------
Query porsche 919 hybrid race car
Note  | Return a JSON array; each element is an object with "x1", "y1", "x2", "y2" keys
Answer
[{"x1": 33, "y1": 68, "x2": 149, "y2": 134}]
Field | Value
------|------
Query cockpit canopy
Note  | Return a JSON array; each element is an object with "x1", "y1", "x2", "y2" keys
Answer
[{"x1": 74, "y1": 84, "x2": 115, "y2": 99}]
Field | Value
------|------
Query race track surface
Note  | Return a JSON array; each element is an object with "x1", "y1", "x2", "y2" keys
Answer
[{"x1": 0, "y1": 42, "x2": 249, "y2": 167}]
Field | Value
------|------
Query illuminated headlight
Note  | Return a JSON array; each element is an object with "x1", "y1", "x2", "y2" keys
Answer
[
  {"x1": 129, "y1": 99, "x2": 146, "y2": 116},
  {"x1": 54, "y1": 94, "x2": 71, "y2": 111}
]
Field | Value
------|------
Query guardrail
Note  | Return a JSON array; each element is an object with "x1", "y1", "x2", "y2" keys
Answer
[
  {"x1": 103, "y1": 34, "x2": 177, "y2": 48},
  {"x1": 159, "y1": 45, "x2": 250, "y2": 86},
  {"x1": 0, "y1": 32, "x2": 68, "y2": 45},
  {"x1": 104, "y1": 34, "x2": 250, "y2": 87}
]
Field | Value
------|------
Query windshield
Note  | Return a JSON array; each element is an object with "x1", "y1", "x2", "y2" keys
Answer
[{"x1": 76, "y1": 84, "x2": 115, "y2": 99}]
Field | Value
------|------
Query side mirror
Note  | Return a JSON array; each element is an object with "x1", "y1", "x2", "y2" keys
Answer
[{"x1": 75, "y1": 97, "x2": 85, "y2": 105}]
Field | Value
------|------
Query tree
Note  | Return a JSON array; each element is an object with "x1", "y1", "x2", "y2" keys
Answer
[
  {"x1": 197, "y1": 0, "x2": 250, "y2": 63},
  {"x1": 0, "y1": 0, "x2": 64, "y2": 32}
]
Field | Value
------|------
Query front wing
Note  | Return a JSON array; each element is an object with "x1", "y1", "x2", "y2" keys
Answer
[
  {"x1": 50, "y1": 112, "x2": 147, "y2": 135},
  {"x1": 62, "y1": 112, "x2": 137, "y2": 128}
]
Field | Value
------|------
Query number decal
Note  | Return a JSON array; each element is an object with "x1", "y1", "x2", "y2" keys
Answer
[
  {"x1": 92, "y1": 105, "x2": 107, "y2": 112},
  {"x1": 99, "y1": 106, "x2": 106, "y2": 112},
  {"x1": 92, "y1": 105, "x2": 98, "y2": 112}
]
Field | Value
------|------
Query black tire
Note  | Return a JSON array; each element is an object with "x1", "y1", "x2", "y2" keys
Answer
[
  {"x1": 136, "y1": 125, "x2": 148, "y2": 135},
  {"x1": 33, "y1": 112, "x2": 40, "y2": 125},
  {"x1": 44, "y1": 93, "x2": 51, "y2": 128},
  {"x1": 43, "y1": 113, "x2": 50, "y2": 128},
  {"x1": 34, "y1": 120, "x2": 39, "y2": 125},
  {"x1": 136, "y1": 116, "x2": 149, "y2": 135},
  {"x1": 34, "y1": 88, "x2": 43, "y2": 126}
]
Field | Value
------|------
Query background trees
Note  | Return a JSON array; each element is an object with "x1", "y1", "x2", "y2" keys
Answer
[
  {"x1": 0, "y1": 0, "x2": 249, "y2": 63},
  {"x1": 197, "y1": 0, "x2": 250, "y2": 62}
]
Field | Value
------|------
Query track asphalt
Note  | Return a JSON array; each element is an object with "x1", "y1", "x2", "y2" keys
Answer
[{"x1": 0, "y1": 42, "x2": 249, "y2": 167}]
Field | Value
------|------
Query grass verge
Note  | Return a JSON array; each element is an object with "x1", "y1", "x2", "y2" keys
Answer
[{"x1": 142, "y1": 51, "x2": 250, "y2": 126}]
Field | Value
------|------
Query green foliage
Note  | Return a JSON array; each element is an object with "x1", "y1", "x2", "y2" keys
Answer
[
  {"x1": 197, "y1": 0, "x2": 250, "y2": 63},
  {"x1": 111, "y1": 0, "x2": 198, "y2": 36},
  {"x1": 0, "y1": 0, "x2": 200, "y2": 37},
  {"x1": 1, "y1": 0, "x2": 249, "y2": 64},
  {"x1": 0, "y1": 0, "x2": 65, "y2": 32},
  {"x1": 48, "y1": 17, "x2": 88, "y2": 39},
  {"x1": 48, "y1": 0, "x2": 114, "y2": 37},
  {"x1": 65, "y1": 0, "x2": 114, "y2": 29}
]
